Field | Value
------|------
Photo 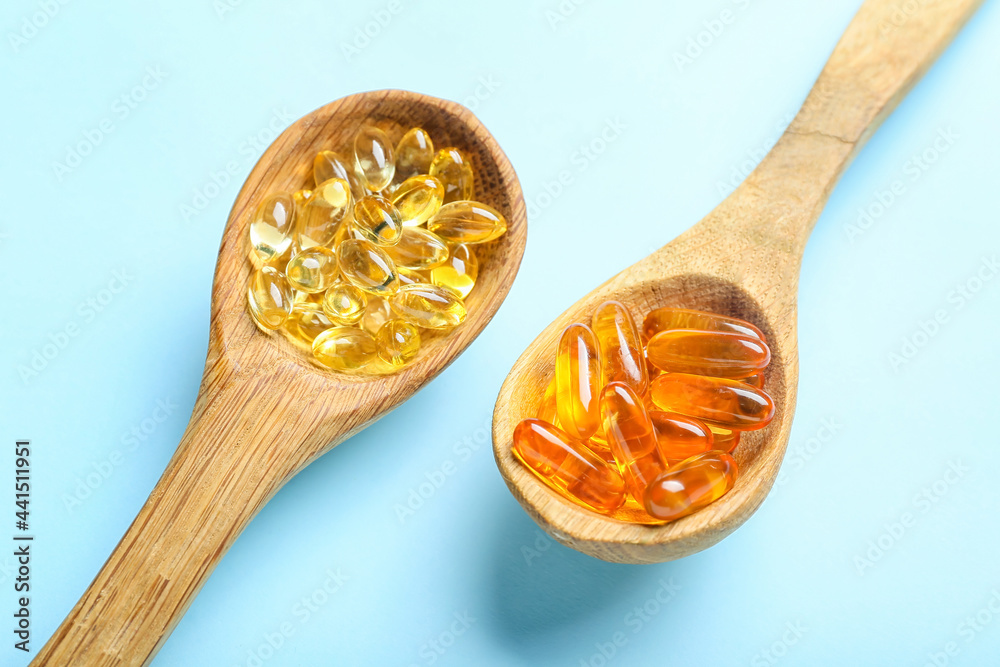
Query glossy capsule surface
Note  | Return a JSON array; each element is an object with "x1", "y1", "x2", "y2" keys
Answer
[
  {"x1": 648, "y1": 411, "x2": 715, "y2": 462},
  {"x1": 513, "y1": 419, "x2": 626, "y2": 514},
  {"x1": 538, "y1": 377, "x2": 559, "y2": 425},
  {"x1": 646, "y1": 330, "x2": 770, "y2": 379},
  {"x1": 284, "y1": 303, "x2": 335, "y2": 346},
  {"x1": 285, "y1": 246, "x2": 339, "y2": 293},
  {"x1": 744, "y1": 373, "x2": 764, "y2": 388},
  {"x1": 642, "y1": 307, "x2": 764, "y2": 341},
  {"x1": 337, "y1": 239, "x2": 400, "y2": 296},
  {"x1": 376, "y1": 319, "x2": 421, "y2": 367},
  {"x1": 427, "y1": 200, "x2": 507, "y2": 244},
  {"x1": 644, "y1": 451, "x2": 738, "y2": 522},
  {"x1": 601, "y1": 382, "x2": 666, "y2": 504},
  {"x1": 361, "y1": 296, "x2": 394, "y2": 335},
  {"x1": 313, "y1": 150, "x2": 363, "y2": 198},
  {"x1": 354, "y1": 126, "x2": 395, "y2": 192},
  {"x1": 385, "y1": 227, "x2": 449, "y2": 270},
  {"x1": 249, "y1": 192, "x2": 295, "y2": 263},
  {"x1": 390, "y1": 175, "x2": 444, "y2": 227},
  {"x1": 389, "y1": 283, "x2": 467, "y2": 329},
  {"x1": 247, "y1": 266, "x2": 293, "y2": 330},
  {"x1": 298, "y1": 178, "x2": 353, "y2": 248},
  {"x1": 394, "y1": 128, "x2": 435, "y2": 181},
  {"x1": 322, "y1": 282, "x2": 367, "y2": 324},
  {"x1": 352, "y1": 196, "x2": 403, "y2": 246},
  {"x1": 312, "y1": 327, "x2": 377, "y2": 370},
  {"x1": 556, "y1": 324, "x2": 602, "y2": 440},
  {"x1": 709, "y1": 426, "x2": 740, "y2": 453},
  {"x1": 429, "y1": 147, "x2": 474, "y2": 202},
  {"x1": 592, "y1": 301, "x2": 648, "y2": 395},
  {"x1": 430, "y1": 243, "x2": 478, "y2": 298},
  {"x1": 649, "y1": 373, "x2": 775, "y2": 430}
]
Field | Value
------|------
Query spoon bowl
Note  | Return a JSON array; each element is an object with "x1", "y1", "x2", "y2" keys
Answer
[
  {"x1": 34, "y1": 89, "x2": 525, "y2": 666},
  {"x1": 493, "y1": 0, "x2": 982, "y2": 564}
]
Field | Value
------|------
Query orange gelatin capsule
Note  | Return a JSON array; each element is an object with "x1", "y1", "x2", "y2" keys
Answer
[
  {"x1": 744, "y1": 373, "x2": 764, "y2": 388},
  {"x1": 513, "y1": 419, "x2": 626, "y2": 514},
  {"x1": 642, "y1": 307, "x2": 764, "y2": 341},
  {"x1": 538, "y1": 377, "x2": 558, "y2": 425},
  {"x1": 649, "y1": 373, "x2": 775, "y2": 430},
  {"x1": 591, "y1": 301, "x2": 648, "y2": 395},
  {"x1": 709, "y1": 425, "x2": 740, "y2": 453},
  {"x1": 646, "y1": 330, "x2": 770, "y2": 379},
  {"x1": 648, "y1": 411, "x2": 715, "y2": 462},
  {"x1": 556, "y1": 323, "x2": 602, "y2": 440},
  {"x1": 644, "y1": 451, "x2": 738, "y2": 522},
  {"x1": 601, "y1": 382, "x2": 666, "y2": 503}
]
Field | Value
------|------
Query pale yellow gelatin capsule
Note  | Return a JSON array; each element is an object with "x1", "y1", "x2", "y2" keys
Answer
[
  {"x1": 313, "y1": 150, "x2": 364, "y2": 199},
  {"x1": 427, "y1": 201, "x2": 507, "y2": 244},
  {"x1": 354, "y1": 126, "x2": 395, "y2": 192},
  {"x1": 284, "y1": 303, "x2": 335, "y2": 345},
  {"x1": 337, "y1": 238, "x2": 400, "y2": 296},
  {"x1": 394, "y1": 128, "x2": 435, "y2": 181},
  {"x1": 361, "y1": 296, "x2": 394, "y2": 335},
  {"x1": 390, "y1": 283, "x2": 467, "y2": 329},
  {"x1": 292, "y1": 188, "x2": 313, "y2": 210},
  {"x1": 430, "y1": 243, "x2": 478, "y2": 298},
  {"x1": 390, "y1": 175, "x2": 445, "y2": 227},
  {"x1": 298, "y1": 178, "x2": 352, "y2": 248},
  {"x1": 247, "y1": 266, "x2": 293, "y2": 330},
  {"x1": 249, "y1": 192, "x2": 295, "y2": 264},
  {"x1": 352, "y1": 196, "x2": 403, "y2": 246},
  {"x1": 312, "y1": 327, "x2": 377, "y2": 371},
  {"x1": 429, "y1": 148, "x2": 474, "y2": 203},
  {"x1": 286, "y1": 246, "x2": 339, "y2": 293},
  {"x1": 396, "y1": 267, "x2": 427, "y2": 286},
  {"x1": 385, "y1": 227, "x2": 449, "y2": 271},
  {"x1": 376, "y1": 319, "x2": 421, "y2": 367},
  {"x1": 322, "y1": 282, "x2": 367, "y2": 324}
]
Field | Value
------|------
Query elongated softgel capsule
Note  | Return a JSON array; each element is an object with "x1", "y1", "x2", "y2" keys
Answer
[
  {"x1": 244, "y1": 125, "x2": 507, "y2": 373},
  {"x1": 515, "y1": 304, "x2": 774, "y2": 524}
]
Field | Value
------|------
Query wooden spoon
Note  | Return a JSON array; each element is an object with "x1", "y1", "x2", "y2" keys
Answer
[
  {"x1": 33, "y1": 90, "x2": 526, "y2": 665},
  {"x1": 493, "y1": 0, "x2": 982, "y2": 564}
]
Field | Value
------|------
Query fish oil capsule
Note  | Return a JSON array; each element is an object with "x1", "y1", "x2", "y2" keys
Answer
[
  {"x1": 390, "y1": 175, "x2": 445, "y2": 227},
  {"x1": 247, "y1": 266, "x2": 293, "y2": 330},
  {"x1": 427, "y1": 200, "x2": 507, "y2": 244},
  {"x1": 708, "y1": 426, "x2": 740, "y2": 453},
  {"x1": 322, "y1": 282, "x2": 367, "y2": 324},
  {"x1": 361, "y1": 296, "x2": 394, "y2": 335},
  {"x1": 430, "y1": 244, "x2": 478, "y2": 298},
  {"x1": 293, "y1": 289, "x2": 324, "y2": 307},
  {"x1": 312, "y1": 327, "x2": 377, "y2": 371},
  {"x1": 744, "y1": 373, "x2": 764, "y2": 388},
  {"x1": 354, "y1": 126, "x2": 395, "y2": 192},
  {"x1": 642, "y1": 307, "x2": 764, "y2": 341},
  {"x1": 394, "y1": 128, "x2": 435, "y2": 181},
  {"x1": 601, "y1": 382, "x2": 666, "y2": 504},
  {"x1": 592, "y1": 301, "x2": 648, "y2": 395},
  {"x1": 644, "y1": 451, "x2": 738, "y2": 522},
  {"x1": 429, "y1": 148, "x2": 474, "y2": 203},
  {"x1": 351, "y1": 196, "x2": 403, "y2": 246},
  {"x1": 648, "y1": 411, "x2": 715, "y2": 462},
  {"x1": 376, "y1": 319, "x2": 421, "y2": 367},
  {"x1": 396, "y1": 267, "x2": 427, "y2": 286},
  {"x1": 313, "y1": 150, "x2": 364, "y2": 199},
  {"x1": 292, "y1": 188, "x2": 313, "y2": 211},
  {"x1": 555, "y1": 324, "x2": 602, "y2": 440},
  {"x1": 285, "y1": 246, "x2": 339, "y2": 293},
  {"x1": 249, "y1": 192, "x2": 295, "y2": 264},
  {"x1": 385, "y1": 227, "x2": 450, "y2": 271},
  {"x1": 337, "y1": 238, "x2": 400, "y2": 296},
  {"x1": 649, "y1": 373, "x2": 775, "y2": 431},
  {"x1": 389, "y1": 283, "x2": 467, "y2": 329},
  {"x1": 298, "y1": 178, "x2": 353, "y2": 248},
  {"x1": 513, "y1": 419, "x2": 626, "y2": 514},
  {"x1": 284, "y1": 303, "x2": 335, "y2": 346},
  {"x1": 646, "y1": 330, "x2": 770, "y2": 379},
  {"x1": 538, "y1": 377, "x2": 559, "y2": 425}
]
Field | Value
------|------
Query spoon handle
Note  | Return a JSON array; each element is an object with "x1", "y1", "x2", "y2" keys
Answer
[
  {"x1": 700, "y1": 0, "x2": 982, "y2": 267},
  {"x1": 31, "y1": 373, "x2": 312, "y2": 666}
]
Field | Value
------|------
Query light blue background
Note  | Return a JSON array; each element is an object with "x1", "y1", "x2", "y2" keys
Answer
[{"x1": 2, "y1": 0, "x2": 999, "y2": 665}]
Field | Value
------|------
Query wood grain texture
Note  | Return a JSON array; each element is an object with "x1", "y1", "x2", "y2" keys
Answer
[
  {"x1": 32, "y1": 90, "x2": 526, "y2": 666},
  {"x1": 493, "y1": 0, "x2": 982, "y2": 564}
]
